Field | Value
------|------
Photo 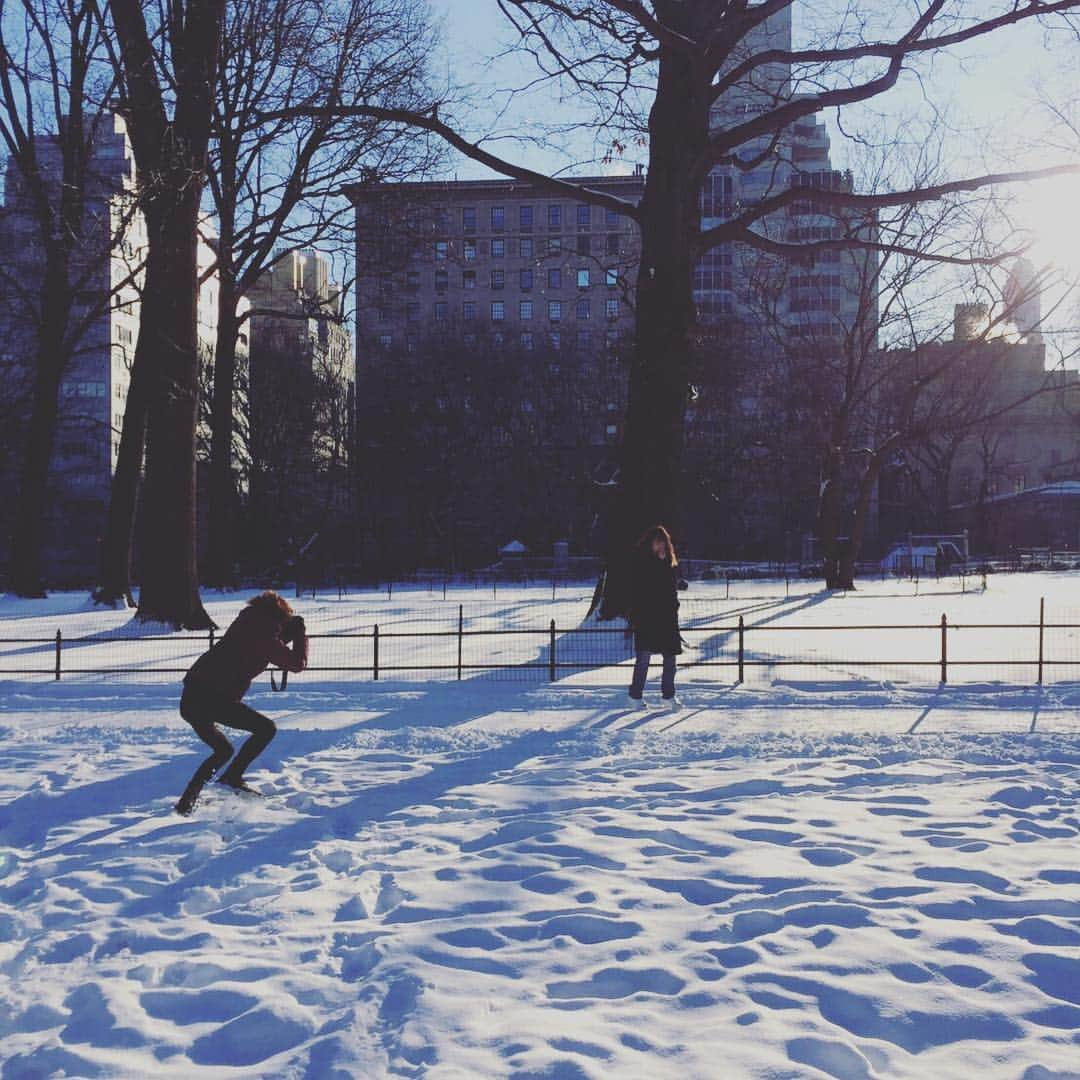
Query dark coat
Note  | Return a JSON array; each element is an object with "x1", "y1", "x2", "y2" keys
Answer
[
  {"x1": 185, "y1": 605, "x2": 308, "y2": 701},
  {"x1": 629, "y1": 552, "x2": 683, "y2": 655}
]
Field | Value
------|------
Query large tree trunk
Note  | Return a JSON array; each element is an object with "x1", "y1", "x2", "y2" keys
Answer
[
  {"x1": 205, "y1": 238, "x2": 239, "y2": 589},
  {"x1": 815, "y1": 451, "x2": 846, "y2": 590},
  {"x1": 835, "y1": 458, "x2": 884, "y2": 591},
  {"x1": 8, "y1": 265, "x2": 70, "y2": 597},
  {"x1": 594, "y1": 11, "x2": 710, "y2": 619},
  {"x1": 92, "y1": 310, "x2": 151, "y2": 608},
  {"x1": 134, "y1": 191, "x2": 213, "y2": 628}
]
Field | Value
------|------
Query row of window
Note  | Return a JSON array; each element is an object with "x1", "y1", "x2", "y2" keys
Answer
[
  {"x1": 377, "y1": 328, "x2": 624, "y2": 354},
  {"x1": 401, "y1": 266, "x2": 622, "y2": 294},
  {"x1": 424, "y1": 298, "x2": 621, "y2": 322},
  {"x1": 433, "y1": 234, "x2": 624, "y2": 260},
  {"x1": 437, "y1": 203, "x2": 624, "y2": 233}
]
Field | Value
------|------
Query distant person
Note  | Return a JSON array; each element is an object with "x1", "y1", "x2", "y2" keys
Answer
[
  {"x1": 627, "y1": 525, "x2": 688, "y2": 710},
  {"x1": 175, "y1": 591, "x2": 308, "y2": 816}
]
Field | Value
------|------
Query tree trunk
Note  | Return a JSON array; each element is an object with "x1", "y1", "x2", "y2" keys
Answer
[
  {"x1": 835, "y1": 457, "x2": 885, "y2": 590},
  {"x1": 8, "y1": 266, "x2": 70, "y2": 597},
  {"x1": 92, "y1": 314, "x2": 151, "y2": 608},
  {"x1": 134, "y1": 191, "x2": 213, "y2": 628},
  {"x1": 594, "y1": 16, "x2": 710, "y2": 619},
  {"x1": 815, "y1": 450, "x2": 845, "y2": 589},
  {"x1": 205, "y1": 241, "x2": 239, "y2": 588}
]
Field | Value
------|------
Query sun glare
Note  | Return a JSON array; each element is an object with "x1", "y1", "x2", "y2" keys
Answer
[{"x1": 1016, "y1": 174, "x2": 1080, "y2": 280}]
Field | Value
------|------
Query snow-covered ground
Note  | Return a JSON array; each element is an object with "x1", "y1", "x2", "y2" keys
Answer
[{"x1": 2, "y1": 577, "x2": 1080, "y2": 1078}]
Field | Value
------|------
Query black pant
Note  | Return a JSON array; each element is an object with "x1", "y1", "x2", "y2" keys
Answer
[
  {"x1": 630, "y1": 651, "x2": 676, "y2": 699},
  {"x1": 179, "y1": 683, "x2": 277, "y2": 787}
]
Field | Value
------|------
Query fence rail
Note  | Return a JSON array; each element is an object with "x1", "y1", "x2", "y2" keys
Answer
[{"x1": 1, "y1": 598, "x2": 1076, "y2": 687}]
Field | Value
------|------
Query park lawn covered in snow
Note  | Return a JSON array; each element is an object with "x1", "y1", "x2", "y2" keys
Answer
[{"x1": 1, "y1": 578, "x2": 1080, "y2": 1078}]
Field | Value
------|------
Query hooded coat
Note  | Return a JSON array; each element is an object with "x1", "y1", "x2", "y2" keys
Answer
[
  {"x1": 629, "y1": 550, "x2": 683, "y2": 656},
  {"x1": 185, "y1": 603, "x2": 308, "y2": 701}
]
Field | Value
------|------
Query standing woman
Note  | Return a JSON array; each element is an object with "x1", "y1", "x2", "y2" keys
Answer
[
  {"x1": 175, "y1": 591, "x2": 308, "y2": 815},
  {"x1": 627, "y1": 525, "x2": 687, "y2": 710}
]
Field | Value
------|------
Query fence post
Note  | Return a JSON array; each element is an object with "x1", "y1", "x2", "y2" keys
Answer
[
  {"x1": 209, "y1": 626, "x2": 215, "y2": 649},
  {"x1": 54, "y1": 629, "x2": 62, "y2": 681},
  {"x1": 552, "y1": 577, "x2": 556, "y2": 603},
  {"x1": 387, "y1": 581, "x2": 392, "y2": 600},
  {"x1": 737, "y1": 615, "x2": 744, "y2": 683},
  {"x1": 443, "y1": 580, "x2": 447, "y2": 601},
  {"x1": 549, "y1": 619, "x2": 556, "y2": 682},
  {"x1": 1037, "y1": 596, "x2": 1045, "y2": 686},
  {"x1": 373, "y1": 624, "x2": 380, "y2": 682},
  {"x1": 940, "y1": 613, "x2": 948, "y2": 684},
  {"x1": 457, "y1": 604, "x2": 463, "y2": 681},
  {"x1": 726, "y1": 572, "x2": 730, "y2": 600}
]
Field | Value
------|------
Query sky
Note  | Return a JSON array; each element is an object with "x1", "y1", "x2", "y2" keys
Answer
[{"x1": 424, "y1": 1, "x2": 1080, "y2": 354}]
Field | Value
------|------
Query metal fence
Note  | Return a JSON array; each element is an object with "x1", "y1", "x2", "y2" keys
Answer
[{"x1": 2, "y1": 597, "x2": 1077, "y2": 686}]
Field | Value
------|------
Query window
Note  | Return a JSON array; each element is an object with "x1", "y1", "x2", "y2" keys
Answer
[
  {"x1": 463, "y1": 301, "x2": 477, "y2": 321},
  {"x1": 577, "y1": 204, "x2": 591, "y2": 229},
  {"x1": 548, "y1": 268, "x2": 562, "y2": 289},
  {"x1": 463, "y1": 269, "x2": 477, "y2": 289},
  {"x1": 520, "y1": 331, "x2": 534, "y2": 350},
  {"x1": 606, "y1": 423, "x2": 618, "y2": 436},
  {"x1": 435, "y1": 301, "x2": 448, "y2": 320},
  {"x1": 520, "y1": 268, "x2": 534, "y2": 291},
  {"x1": 406, "y1": 269, "x2": 421, "y2": 290},
  {"x1": 606, "y1": 268, "x2": 618, "y2": 288},
  {"x1": 548, "y1": 237, "x2": 562, "y2": 256},
  {"x1": 464, "y1": 333, "x2": 477, "y2": 347},
  {"x1": 463, "y1": 239, "x2": 477, "y2": 261},
  {"x1": 576, "y1": 330, "x2": 591, "y2": 350},
  {"x1": 491, "y1": 238, "x2": 505, "y2": 258},
  {"x1": 549, "y1": 331, "x2": 561, "y2": 350},
  {"x1": 434, "y1": 206, "x2": 449, "y2": 231},
  {"x1": 548, "y1": 300, "x2": 562, "y2": 322},
  {"x1": 435, "y1": 269, "x2": 448, "y2": 292},
  {"x1": 576, "y1": 235, "x2": 591, "y2": 256},
  {"x1": 406, "y1": 335, "x2": 418, "y2": 354},
  {"x1": 491, "y1": 300, "x2": 505, "y2": 321},
  {"x1": 434, "y1": 240, "x2": 448, "y2": 260},
  {"x1": 576, "y1": 268, "x2": 590, "y2": 289},
  {"x1": 519, "y1": 205, "x2": 534, "y2": 231},
  {"x1": 379, "y1": 334, "x2": 392, "y2": 350},
  {"x1": 406, "y1": 301, "x2": 420, "y2": 322},
  {"x1": 576, "y1": 299, "x2": 591, "y2": 320},
  {"x1": 605, "y1": 298, "x2": 620, "y2": 319},
  {"x1": 462, "y1": 207, "x2": 477, "y2": 232},
  {"x1": 519, "y1": 300, "x2": 533, "y2": 320},
  {"x1": 377, "y1": 307, "x2": 390, "y2": 323},
  {"x1": 606, "y1": 328, "x2": 619, "y2": 349},
  {"x1": 493, "y1": 331, "x2": 504, "y2": 347},
  {"x1": 606, "y1": 234, "x2": 620, "y2": 255},
  {"x1": 491, "y1": 269, "x2": 505, "y2": 290},
  {"x1": 548, "y1": 204, "x2": 562, "y2": 229},
  {"x1": 519, "y1": 237, "x2": 534, "y2": 258},
  {"x1": 605, "y1": 207, "x2": 620, "y2": 226}
]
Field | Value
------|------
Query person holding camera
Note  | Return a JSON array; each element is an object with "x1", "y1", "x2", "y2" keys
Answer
[{"x1": 175, "y1": 591, "x2": 308, "y2": 815}]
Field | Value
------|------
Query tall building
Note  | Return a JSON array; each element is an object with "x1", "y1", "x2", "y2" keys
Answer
[
  {"x1": 347, "y1": 174, "x2": 644, "y2": 569},
  {"x1": 0, "y1": 114, "x2": 238, "y2": 583}
]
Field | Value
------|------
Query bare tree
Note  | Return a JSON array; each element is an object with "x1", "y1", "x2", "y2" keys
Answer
[
  {"x1": 259, "y1": 0, "x2": 1080, "y2": 615},
  {"x1": 98, "y1": 0, "x2": 225, "y2": 627},
  {"x1": 202, "y1": 0, "x2": 439, "y2": 587}
]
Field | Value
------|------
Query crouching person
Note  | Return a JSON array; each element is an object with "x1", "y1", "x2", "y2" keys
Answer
[{"x1": 175, "y1": 591, "x2": 308, "y2": 816}]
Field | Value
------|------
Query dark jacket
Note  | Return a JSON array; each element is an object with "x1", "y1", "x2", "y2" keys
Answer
[
  {"x1": 185, "y1": 605, "x2": 308, "y2": 701},
  {"x1": 629, "y1": 552, "x2": 683, "y2": 655}
]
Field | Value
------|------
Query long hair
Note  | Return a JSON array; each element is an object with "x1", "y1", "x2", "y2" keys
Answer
[
  {"x1": 637, "y1": 525, "x2": 678, "y2": 567},
  {"x1": 247, "y1": 590, "x2": 293, "y2": 623}
]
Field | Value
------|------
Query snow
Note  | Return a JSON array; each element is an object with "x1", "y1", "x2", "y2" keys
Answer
[{"x1": 2, "y1": 576, "x2": 1080, "y2": 1077}]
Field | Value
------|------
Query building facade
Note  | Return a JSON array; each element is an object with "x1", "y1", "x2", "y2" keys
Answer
[{"x1": 0, "y1": 114, "x2": 238, "y2": 584}]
